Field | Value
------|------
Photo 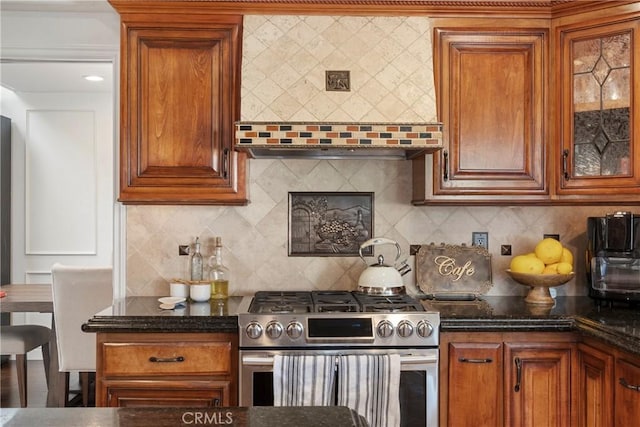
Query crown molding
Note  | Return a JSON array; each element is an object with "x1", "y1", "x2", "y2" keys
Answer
[{"x1": 107, "y1": 0, "x2": 637, "y2": 18}]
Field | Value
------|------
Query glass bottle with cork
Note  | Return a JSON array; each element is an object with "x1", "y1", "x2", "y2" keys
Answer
[
  {"x1": 209, "y1": 237, "x2": 229, "y2": 300},
  {"x1": 190, "y1": 237, "x2": 203, "y2": 281}
]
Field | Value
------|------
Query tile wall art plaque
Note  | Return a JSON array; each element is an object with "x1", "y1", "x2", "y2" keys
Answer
[{"x1": 288, "y1": 192, "x2": 374, "y2": 256}]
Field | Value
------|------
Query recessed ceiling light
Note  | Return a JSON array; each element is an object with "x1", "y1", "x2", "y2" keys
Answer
[{"x1": 83, "y1": 75, "x2": 104, "y2": 82}]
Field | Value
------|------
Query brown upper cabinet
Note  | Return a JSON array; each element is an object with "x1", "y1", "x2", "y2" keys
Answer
[
  {"x1": 108, "y1": 1, "x2": 638, "y2": 205},
  {"x1": 554, "y1": 11, "x2": 640, "y2": 203},
  {"x1": 414, "y1": 2, "x2": 640, "y2": 205},
  {"x1": 110, "y1": 4, "x2": 247, "y2": 205},
  {"x1": 413, "y1": 26, "x2": 548, "y2": 204}
]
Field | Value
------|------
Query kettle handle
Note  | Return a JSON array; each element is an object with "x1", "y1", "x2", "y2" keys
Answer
[{"x1": 359, "y1": 238, "x2": 402, "y2": 263}]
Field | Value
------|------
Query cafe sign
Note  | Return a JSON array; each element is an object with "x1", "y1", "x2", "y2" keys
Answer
[{"x1": 416, "y1": 243, "x2": 492, "y2": 299}]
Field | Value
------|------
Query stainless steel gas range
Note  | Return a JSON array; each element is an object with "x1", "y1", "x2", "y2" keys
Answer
[{"x1": 237, "y1": 291, "x2": 439, "y2": 427}]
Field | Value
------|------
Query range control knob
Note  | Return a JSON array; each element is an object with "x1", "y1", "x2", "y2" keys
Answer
[
  {"x1": 377, "y1": 320, "x2": 394, "y2": 338},
  {"x1": 397, "y1": 320, "x2": 414, "y2": 338},
  {"x1": 417, "y1": 320, "x2": 434, "y2": 338},
  {"x1": 286, "y1": 321, "x2": 304, "y2": 339},
  {"x1": 265, "y1": 321, "x2": 283, "y2": 339},
  {"x1": 245, "y1": 321, "x2": 263, "y2": 339}
]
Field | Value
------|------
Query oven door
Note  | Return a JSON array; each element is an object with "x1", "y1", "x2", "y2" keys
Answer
[{"x1": 239, "y1": 349, "x2": 438, "y2": 427}]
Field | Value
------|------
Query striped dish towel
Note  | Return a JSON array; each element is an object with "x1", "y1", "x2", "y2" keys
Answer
[
  {"x1": 273, "y1": 354, "x2": 336, "y2": 406},
  {"x1": 337, "y1": 354, "x2": 401, "y2": 427}
]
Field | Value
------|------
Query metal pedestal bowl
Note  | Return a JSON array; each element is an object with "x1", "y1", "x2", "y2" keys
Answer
[{"x1": 506, "y1": 270, "x2": 575, "y2": 305}]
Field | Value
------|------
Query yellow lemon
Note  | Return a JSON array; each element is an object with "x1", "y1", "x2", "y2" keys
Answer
[
  {"x1": 560, "y1": 247, "x2": 573, "y2": 265},
  {"x1": 534, "y1": 238, "x2": 564, "y2": 265},
  {"x1": 557, "y1": 262, "x2": 573, "y2": 274},
  {"x1": 542, "y1": 264, "x2": 558, "y2": 275},
  {"x1": 510, "y1": 255, "x2": 545, "y2": 274}
]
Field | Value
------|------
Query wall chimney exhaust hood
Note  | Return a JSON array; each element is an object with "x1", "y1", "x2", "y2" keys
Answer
[
  {"x1": 235, "y1": 121, "x2": 443, "y2": 159},
  {"x1": 238, "y1": 15, "x2": 440, "y2": 160}
]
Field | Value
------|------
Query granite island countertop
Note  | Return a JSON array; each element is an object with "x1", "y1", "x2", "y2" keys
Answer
[
  {"x1": 0, "y1": 406, "x2": 368, "y2": 427},
  {"x1": 82, "y1": 296, "x2": 247, "y2": 333},
  {"x1": 83, "y1": 296, "x2": 640, "y2": 356}
]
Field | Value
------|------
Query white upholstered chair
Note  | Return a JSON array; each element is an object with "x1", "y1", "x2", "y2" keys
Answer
[
  {"x1": 50, "y1": 263, "x2": 113, "y2": 407},
  {"x1": 0, "y1": 324, "x2": 52, "y2": 407}
]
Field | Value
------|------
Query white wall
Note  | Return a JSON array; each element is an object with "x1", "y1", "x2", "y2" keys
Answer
[{"x1": 0, "y1": 4, "x2": 120, "y2": 358}]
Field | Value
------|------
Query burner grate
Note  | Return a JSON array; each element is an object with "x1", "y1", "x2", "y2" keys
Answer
[
  {"x1": 353, "y1": 292, "x2": 424, "y2": 312},
  {"x1": 248, "y1": 290, "x2": 425, "y2": 313},
  {"x1": 312, "y1": 291, "x2": 360, "y2": 313},
  {"x1": 249, "y1": 291, "x2": 313, "y2": 314}
]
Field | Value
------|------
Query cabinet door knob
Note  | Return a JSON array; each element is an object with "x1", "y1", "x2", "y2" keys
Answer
[
  {"x1": 443, "y1": 150, "x2": 449, "y2": 181},
  {"x1": 562, "y1": 149, "x2": 570, "y2": 180},
  {"x1": 514, "y1": 357, "x2": 522, "y2": 392},
  {"x1": 223, "y1": 148, "x2": 229, "y2": 179}
]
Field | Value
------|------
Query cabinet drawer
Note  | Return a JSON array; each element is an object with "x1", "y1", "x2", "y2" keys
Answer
[
  {"x1": 102, "y1": 341, "x2": 231, "y2": 376},
  {"x1": 104, "y1": 379, "x2": 230, "y2": 407}
]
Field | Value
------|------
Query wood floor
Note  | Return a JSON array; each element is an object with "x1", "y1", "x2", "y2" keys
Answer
[
  {"x1": 0, "y1": 360, "x2": 87, "y2": 408},
  {"x1": 1, "y1": 359, "x2": 48, "y2": 408}
]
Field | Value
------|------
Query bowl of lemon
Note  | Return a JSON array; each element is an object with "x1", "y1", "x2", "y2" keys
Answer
[{"x1": 506, "y1": 238, "x2": 575, "y2": 305}]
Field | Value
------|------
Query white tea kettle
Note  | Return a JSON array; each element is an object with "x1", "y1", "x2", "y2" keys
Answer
[{"x1": 357, "y1": 237, "x2": 411, "y2": 295}]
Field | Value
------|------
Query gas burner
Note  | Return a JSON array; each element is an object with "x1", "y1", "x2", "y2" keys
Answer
[
  {"x1": 315, "y1": 297, "x2": 354, "y2": 304},
  {"x1": 353, "y1": 292, "x2": 424, "y2": 312},
  {"x1": 270, "y1": 304, "x2": 293, "y2": 313},
  {"x1": 311, "y1": 291, "x2": 360, "y2": 312},
  {"x1": 368, "y1": 304, "x2": 418, "y2": 312},
  {"x1": 316, "y1": 305, "x2": 359, "y2": 313}
]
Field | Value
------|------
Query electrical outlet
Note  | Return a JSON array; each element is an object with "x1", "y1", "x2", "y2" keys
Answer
[
  {"x1": 544, "y1": 234, "x2": 560, "y2": 241},
  {"x1": 472, "y1": 232, "x2": 489, "y2": 250},
  {"x1": 178, "y1": 245, "x2": 190, "y2": 256}
]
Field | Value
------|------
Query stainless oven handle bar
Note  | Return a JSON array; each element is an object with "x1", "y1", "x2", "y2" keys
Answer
[{"x1": 242, "y1": 354, "x2": 438, "y2": 366}]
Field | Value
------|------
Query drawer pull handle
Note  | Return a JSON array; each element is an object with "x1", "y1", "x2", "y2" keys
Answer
[
  {"x1": 149, "y1": 356, "x2": 185, "y2": 363},
  {"x1": 619, "y1": 378, "x2": 640, "y2": 392},
  {"x1": 514, "y1": 357, "x2": 522, "y2": 392},
  {"x1": 213, "y1": 398, "x2": 220, "y2": 406},
  {"x1": 459, "y1": 357, "x2": 493, "y2": 364}
]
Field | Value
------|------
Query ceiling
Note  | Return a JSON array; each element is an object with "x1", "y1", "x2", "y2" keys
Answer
[
  {"x1": 0, "y1": 61, "x2": 113, "y2": 93},
  {"x1": 1, "y1": 1, "x2": 114, "y2": 94},
  {"x1": 0, "y1": 0, "x2": 113, "y2": 13}
]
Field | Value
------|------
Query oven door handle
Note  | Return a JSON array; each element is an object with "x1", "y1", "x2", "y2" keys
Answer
[{"x1": 242, "y1": 353, "x2": 438, "y2": 366}]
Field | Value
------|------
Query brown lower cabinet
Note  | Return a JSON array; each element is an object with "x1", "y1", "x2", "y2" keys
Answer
[
  {"x1": 95, "y1": 332, "x2": 238, "y2": 407},
  {"x1": 440, "y1": 332, "x2": 577, "y2": 427},
  {"x1": 442, "y1": 332, "x2": 640, "y2": 427},
  {"x1": 577, "y1": 337, "x2": 640, "y2": 427}
]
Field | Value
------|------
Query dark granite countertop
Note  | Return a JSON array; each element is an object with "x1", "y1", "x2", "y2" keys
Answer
[
  {"x1": 83, "y1": 295, "x2": 640, "y2": 356},
  {"x1": 422, "y1": 296, "x2": 640, "y2": 355},
  {"x1": 82, "y1": 296, "x2": 247, "y2": 333},
  {"x1": 0, "y1": 406, "x2": 368, "y2": 427}
]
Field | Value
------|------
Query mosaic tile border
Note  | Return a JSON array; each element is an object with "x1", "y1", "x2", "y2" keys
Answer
[{"x1": 235, "y1": 122, "x2": 443, "y2": 150}]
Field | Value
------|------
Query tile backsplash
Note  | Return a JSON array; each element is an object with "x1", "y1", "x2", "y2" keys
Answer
[
  {"x1": 125, "y1": 157, "x2": 628, "y2": 298},
  {"x1": 124, "y1": 15, "x2": 630, "y2": 298}
]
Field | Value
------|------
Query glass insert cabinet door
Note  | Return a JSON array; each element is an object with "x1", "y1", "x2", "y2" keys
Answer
[{"x1": 559, "y1": 18, "x2": 640, "y2": 191}]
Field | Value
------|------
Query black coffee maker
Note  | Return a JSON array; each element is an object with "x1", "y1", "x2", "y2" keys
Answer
[{"x1": 586, "y1": 212, "x2": 640, "y2": 304}]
